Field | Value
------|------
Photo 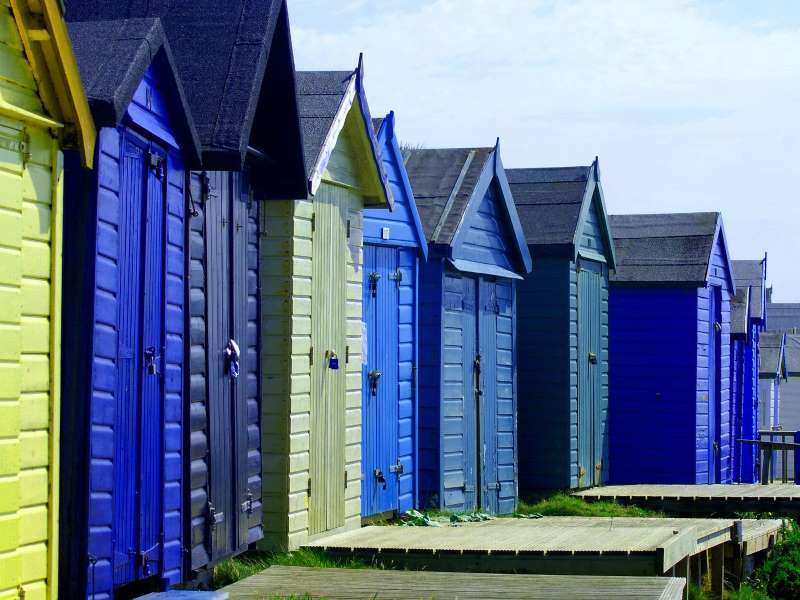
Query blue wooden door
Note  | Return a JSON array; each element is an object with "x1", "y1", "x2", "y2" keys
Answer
[
  {"x1": 708, "y1": 286, "x2": 722, "y2": 483},
  {"x1": 442, "y1": 272, "x2": 478, "y2": 511},
  {"x1": 362, "y1": 245, "x2": 400, "y2": 517},
  {"x1": 577, "y1": 260, "x2": 603, "y2": 487},
  {"x1": 478, "y1": 278, "x2": 499, "y2": 512},
  {"x1": 113, "y1": 133, "x2": 165, "y2": 585}
]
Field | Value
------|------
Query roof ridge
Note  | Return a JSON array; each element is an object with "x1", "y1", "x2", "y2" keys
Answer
[{"x1": 431, "y1": 149, "x2": 476, "y2": 242}]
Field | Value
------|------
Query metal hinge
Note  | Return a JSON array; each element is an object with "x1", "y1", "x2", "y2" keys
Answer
[
  {"x1": 311, "y1": 213, "x2": 315, "y2": 233},
  {"x1": 240, "y1": 489, "x2": 254, "y2": 516},
  {"x1": 389, "y1": 270, "x2": 403, "y2": 288},
  {"x1": 389, "y1": 461, "x2": 404, "y2": 475},
  {"x1": 309, "y1": 346, "x2": 313, "y2": 366},
  {"x1": 307, "y1": 478, "x2": 312, "y2": 496},
  {"x1": 346, "y1": 346, "x2": 350, "y2": 364},
  {"x1": 347, "y1": 219, "x2": 351, "y2": 239},
  {"x1": 207, "y1": 501, "x2": 224, "y2": 531},
  {"x1": 344, "y1": 470, "x2": 348, "y2": 488},
  {"x1": 411, "y1": 363, "x2": 417, "y2": 392},
  {"x1": 486, "y1": 482, "x2": 500, "y2": 491},
  {"x1": 146, "y1": 150, "x2": 164, "y2": 178}
]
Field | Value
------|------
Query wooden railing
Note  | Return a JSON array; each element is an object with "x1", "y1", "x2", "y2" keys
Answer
[{"x1": 738, "y1": 430, "x2": 800, "y2": 484}]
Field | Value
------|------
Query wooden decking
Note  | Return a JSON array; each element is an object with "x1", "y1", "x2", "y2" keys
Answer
[
  {"x1": 301, "y1": 516, "x2": 782, "y2": 576},
  {"x1": 222, "y1": 565, "x2": 686, "y2": 600},
  {"x1": 576, "y1": 483, "x2": 800, "y2": 514}
]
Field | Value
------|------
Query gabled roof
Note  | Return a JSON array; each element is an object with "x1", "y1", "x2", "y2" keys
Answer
[
  {"x1": 405, "y1": 142, "x2": 532, "y2": 275},
  {"x1": 768, "y1": 303, "x2": 800, "y2": 332},
  {"x1": 12, "y1": 0, "x2": 96, "y2": 166},
  {"x1": 760, "y1": 331, "x2": 787, "y2": 380},
  {"x1": 371, "y1": 112, "x2": 428, "y2": 258},
  {"x1": 733, "y1": 258, "x2": 767, "y2": 323},
  {"x1": 609, "y1": 212, "x2": 735, "y2": 291},
  {"x1": 786, "y1": 334, "x2": 800, "y2": 376},
  {"x1": 731, "y1": 286, "x2": 751, "y2": 337},
  {"x1": 67, "y1": 18, "x2": 201, "y2": 166},
  {"x1": 297, "y1": 57, "x2": 390, "y2": 206},
  {"x1": 506, "y1": 158, "x2": 616, "y2": 267},
  {"x1": 65, "y1": 0, "x2": 307, "y2": 195}
]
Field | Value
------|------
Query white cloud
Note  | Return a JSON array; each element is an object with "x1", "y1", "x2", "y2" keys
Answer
[{"x1": 290, "y1": 0, "x2": 800, "y2": 299}]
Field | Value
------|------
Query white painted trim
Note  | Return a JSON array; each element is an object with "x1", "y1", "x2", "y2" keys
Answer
[{"x1": 309, "y1": 74, "x2": 357, "y2": 196}]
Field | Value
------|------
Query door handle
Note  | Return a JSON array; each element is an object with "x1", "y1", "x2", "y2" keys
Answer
[
  {"x1": 588, "y1": 352, "x2": 598, "y2": 364},
  {"x1": 368, "y1": 370, "x2": 382, "y2": 396}
]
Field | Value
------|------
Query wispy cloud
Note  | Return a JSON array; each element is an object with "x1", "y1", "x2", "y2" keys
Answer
[{"x1": 290, "y1": 0, "x2": 800, "y2": 299}]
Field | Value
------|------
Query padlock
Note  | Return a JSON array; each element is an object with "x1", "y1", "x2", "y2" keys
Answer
[{"x1": 328, "y1": 351, "x2": 339, "y2": 370}]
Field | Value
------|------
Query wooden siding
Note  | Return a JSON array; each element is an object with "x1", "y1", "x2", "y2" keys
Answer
[
  {"x1": 731, "y1": 326, "x2": 759, "y2": 483},
  {"x1": 397, "y1": 248, "x2": 416, "y2": 512},
  {"x1": 517, "y1": 257, "x2": 571, "y2": 491},
  {"x1": 453, "y1": 182, "x2": 515, "y2": 270},
  {"x1": 0, "y1": 2, "x2": 64, "y2": 597},
  {"x1": 609, "y1": 288, "x2": 698, "y2": 483},
  {"x1": 696, "y1": 234, "x2": 733, "y2": 484},
  {"x1": 777, "y1": 379, "x2": 800, "y2": 475},
  {"x1": 579, "y1": 197, "x2": 605, "y2": 256}
]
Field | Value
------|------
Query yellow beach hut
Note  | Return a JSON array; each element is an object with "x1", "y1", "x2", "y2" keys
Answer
[{"x1": 0, "y1": 1, "x2": 94, "y2": 598}]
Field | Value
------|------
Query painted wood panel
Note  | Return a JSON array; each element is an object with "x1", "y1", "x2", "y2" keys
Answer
[{"x1": 455, "y1": 182, "x2": 514, "y2": 270}]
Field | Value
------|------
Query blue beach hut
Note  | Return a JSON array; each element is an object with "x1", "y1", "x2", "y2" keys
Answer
[
  {"x1": 759, "y1": 331, "x2": 787, "y2": 432},
  {"x1": 59, "y1": 19, "x2": 201, "y2": 599},
  {"x1": 608, "y1": 213, "x2": 736, "y2": 485},
  {"x1": 361, "y1": 113, "x2": 428, "y2": 518},
  {"x1": 730, "y1": 258, "x2": 767, "y2": 483},
  {"x1": 67, "y1": 0, "x2": 308, "y2": 575},
  {"x1": 507, "y1": 161, "x2": 616, "y2": 492},
  {"x1": 405, "y1": 144, "x2": 532, "y2": 513}
]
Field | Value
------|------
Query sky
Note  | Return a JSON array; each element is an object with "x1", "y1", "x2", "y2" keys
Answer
[{"x1": 288, "y1": 0, "x2": 800, "y2": 300}]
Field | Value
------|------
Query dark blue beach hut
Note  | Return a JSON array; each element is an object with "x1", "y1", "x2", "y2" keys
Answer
[
  {"x1": 59, "y1": 18, "x2": 201, "y2": 598},
  {"x1": 507, "y1": 161, "x2": 616, "y2": 492},
  {"x1": 608, "y1": 213, "x2": 736, "y2": 485},
  {"x1": 361, "y1": 113, "x2": 428, "y2": 518},
  {"x1": 405, "y1": 144, "x2": 532, "y2": 513},
  {"x1": 67, "y1": 0, "x2": 308, "y2": 575},
  {"x1": 730, "y1": 258, "x2": 767, "y2": 483}
]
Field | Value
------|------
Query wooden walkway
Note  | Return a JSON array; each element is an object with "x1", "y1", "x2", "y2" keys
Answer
[
  {"x1": 301, "y1": 517, "x2": 782, "y2": 577},
  {"x1": 575, "y1": 483, "x2": 800, "y2": 514},
  {"x1": 222, "y1": 565, "x2": 686, "y2": 599}
]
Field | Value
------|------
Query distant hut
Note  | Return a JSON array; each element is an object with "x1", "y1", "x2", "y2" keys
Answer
[
  {"x1": 507, "y1": 160, "x2": 616, "y2": 492},
  {"x1": 759, "y1": 331, "x2": 788, "y2": 431},
  {"x1": 729, "y1": 258, "x2": 767, "y2": 483},
  {"x1": 361, "y1": 113, "x2": 428, "y2": 518},
  {"x1": 405, "y1": 144, "x2": 532, "y2": 513},
  {"x1": 608, "y1": 213, "x2": 736, "y2": 484}
]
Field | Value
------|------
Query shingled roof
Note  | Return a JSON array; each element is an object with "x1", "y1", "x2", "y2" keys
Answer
[
  {"x1": 786, "y1": 334, "x2": 800, "y2": 375},
  {"x1": 760, "y1": 331, "x2": 787, "y2": 379},
  {"x1": 296, "y1": 61, "x2": 390, "y2": 206},
  {"x1": 767, "y1": 303, "x2": 800, "y2": 332},
  {"x1": 66, "y1": 0, "x2": 306, "y2": 195},
  {"x1": 609, "y1": 212, "x2": 733, "y2": 288},
  {"x1": 67, "y1": 18, "x2": 201, "y2": 166},
  {"x1": 733, "y1": 259, "x2": 766, "y2": 322}
]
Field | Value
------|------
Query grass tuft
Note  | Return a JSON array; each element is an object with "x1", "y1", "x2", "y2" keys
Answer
[{"x1": 517, "y1": 493, "x2": 663, "y2": 518}]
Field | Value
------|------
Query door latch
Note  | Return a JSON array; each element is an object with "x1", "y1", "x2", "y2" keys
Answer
[
  {"x1": 207, "y1": 501, "x2": 224, "y2": 531},
  {"x1": 473, "y1": 355, "x2": 483, "y2": 396},
  {"x1": 368, "y1": 272, "x2": 381, "y2": 297},
  {"x1": 389, "y1": 461, "x2": 404, "y2": 475},
  {"x1": 146, "y1": 150, "x2": 164, "y2": 178},
  {"x1": 389, "y1": 270, "x2": 403, "y2": 288},
  {"x1": 368, "y1": 370, "x2": 382, "y2": 396},
  {"x1": 588, "y1": 352, "x2": 598, "y2": 364},
  {"x1": 374, "y1": 468, "x2": 387, "y2": 490},
  {"x1": 240, "y1": 489, "x2": 254, "y2": 516},
  {"x1": 144, "y1": 346, "x2": 159, "y2": 375}
]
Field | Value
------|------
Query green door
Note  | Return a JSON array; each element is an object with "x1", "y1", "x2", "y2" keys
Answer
[
  {"x1": 577, "y1": 260, "x2": 603, "y2": 487},
  {"x1": 310, "y1": 184, "x2": 349, "y2": 533}
]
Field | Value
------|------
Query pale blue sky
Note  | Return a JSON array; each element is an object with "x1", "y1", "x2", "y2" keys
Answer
[{"x1": 289, "y1": 1, "x2": 800, "y2": 300}]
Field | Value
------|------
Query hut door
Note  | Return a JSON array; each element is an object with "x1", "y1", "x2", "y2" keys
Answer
[
  {"x1": 310, "y1": 185, "x2": 348, "y2": 533},
  {"x1": 577, "y1": 261, "x2": 603, "y2": 487},
  {"x1": 113, "y1": 136, "x2": 166, "y2": 585},
  {"x1": 708, "y1": 286, "x2": 722, "y2": 483},
  {"x1": 478, "y1": 278, "x2": 500, "y2": 513},
  {"x1": 362, "y1": 245, "x2": 400, "y2": 517},
  {"x1": 204, "y1": 172, "x2": 255, "y2": 559}
]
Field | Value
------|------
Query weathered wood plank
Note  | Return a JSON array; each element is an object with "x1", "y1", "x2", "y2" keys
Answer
[{"x1": 222, "y1": 566, "x2": 686, "y2": 599}]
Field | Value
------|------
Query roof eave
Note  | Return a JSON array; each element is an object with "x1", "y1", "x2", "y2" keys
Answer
[{"x1": 704, "y1": 215, "x2": 736, "y2": 294}]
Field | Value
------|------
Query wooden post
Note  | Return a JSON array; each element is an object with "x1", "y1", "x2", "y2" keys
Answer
[
  {"x1": 761, "y1": 445, "x2": 772, "y2": 485},
  {"x1": 674, "y1": 557, "x2": 691, "y2": 600},
  {"x1": 795, "y1": 432, "x2": 800, "y2": 484},
  {"x1": 709, "y1": 545, "x2": 724, "y2": 600}
]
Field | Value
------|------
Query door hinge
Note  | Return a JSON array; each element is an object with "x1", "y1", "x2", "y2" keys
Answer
[
  {"x1": 411, "y1": 363, "x2": 417, "y2": 392},
  {"x1": 389, "y1": 270, "x2": 403, "y2": 288},
  {"x1": 240, "y1": 489, "x2": 255, "y2": 516},
  {"x1": 311, "y1": 213, "x2": 315, "y2": 233},
  {"x1": 486, "y1": 482, "x2": 500, "y2": 491},
  {"x1": 463, "y1": 484, "x2": 476, "y2": 493},
  {"x1": 309, "y1": 345, "x2": 313, "y2": 366},
  {"x1": 307, "y1": 478, "x2": 312, "y2": 496},
  {"x1": 207, "y1": 501, "x2": 224, "y2": 531},
  {"x1": 146, "y1": 149, "x2": 164, "y2": 178},
  {"x1": 347, "y1": 219, "x2": 351, "y2": 239},
  {"x1": 344, "y1": 470, "x2": 349, "y2": 488},
  {"x1": 389, "y1": 461, "x2": 404, "y2": 475},
  {"x1": 346, "y1": 345, "x2": 350, "y2": 364}
]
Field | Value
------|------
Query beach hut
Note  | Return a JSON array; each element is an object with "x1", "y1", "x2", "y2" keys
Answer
[
  {"x1": 608, "y1": 213, "x2": 736, "y2": 485},
  {"x1": 730, "y1": 258, "x2": 767, "y2": 483},
  {"x1": 405, "y1": 144, "x2": 532, "y2": 513},
  {"x1": 59, "y1": 19, "x2": 201, "y2": 598},
  {"x1": 506, "y1": 160, "x2": 616, "y2": 492},
  {"x1": 361, "y1": 113, "x2": 428, "y2": 518},
  {"x1": 259, "y1": 58, "x2": 391, "y2": 549},
  {"x1": 0, "y1": 2, "x2": 94, "y2": 599},
  {"x1": 758, "y1": 331, "x2": 787, "y2": 431},
  {"x1": 65, "y1": 0, "x2": 308, "y2": 576}
]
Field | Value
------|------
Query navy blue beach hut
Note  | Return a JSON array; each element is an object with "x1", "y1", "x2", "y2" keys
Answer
[
  {"x1": 506, "y1": 161, "x2": 616, "y2": 492},
  {"x1": 730, "y1": 258, "x2": 767, "y2": 483},
  {"x1": 59, "y1": 19, "x2": 201, "y2": 599},
  {"x1": 361, "y1": 113, "x2": 428, "y2": 518},
  {"x1": 608, "y1": 213, "x2": 736, "y2": 485},
  {"x1": 405, "y1": 144, "x2": 532, "y2": 513},
  {"x1": 67, "y1": 0, "x2": 308, "y2": 575}
]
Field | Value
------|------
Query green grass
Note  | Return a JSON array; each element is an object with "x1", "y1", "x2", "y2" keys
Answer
[
  {"x1": 516, "y1": 493, "x2": 664, "y2": 518},
  {"x1": 211, "y1": 548, "x2": 380, "y2": 589}
]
